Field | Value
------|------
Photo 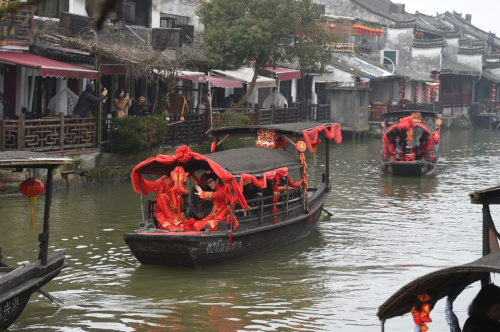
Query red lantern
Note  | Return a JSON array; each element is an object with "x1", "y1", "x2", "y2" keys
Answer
[
  {"x1": 19, "y1": 177, "x2": 45, "y2": 231},
  {"x1": 275, "y1": 137, "x2": 287, "y2": 150},
  {"x1": 328, "y1": 23, "x2": 336, "y2": 33}
]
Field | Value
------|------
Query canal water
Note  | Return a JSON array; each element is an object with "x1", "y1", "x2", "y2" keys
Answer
[{"x1": 2, "y1": 128, "x2": 500, "y2": 331}]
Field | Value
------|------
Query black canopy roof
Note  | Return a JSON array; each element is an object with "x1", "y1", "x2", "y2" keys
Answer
[
  {"x1": 209, "y1": 122, "x2": 335, "y2": 138},
  {"x1": 382, "y1": 111, "x2": 438, "y2": 120},
  {"x1": 134, "y1": 146, "x2": 302, "y2": 177},
  {"x1": 469, "y1": 185, "x2": 500, "y2": 204},
  {"x1": 377, "y1": 250, "x2": 500, "y2": 322},
  {"x1": 0, "y1": 151, "x2": 72, "y2": 168}
]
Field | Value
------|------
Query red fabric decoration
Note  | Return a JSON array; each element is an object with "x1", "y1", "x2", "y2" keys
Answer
[
  {"x1": 19, "y1": 177, "x2": 45, "y2": 231},
  {"x1": 131, "y1": 150, "x2": 247, "y2": 210},
  {"x1": 170, "y1": 166, "x2": 188, "y2": 220},
  {"x1": 302, "y1": 124, "x2": 342, "y2": 153},
  {"x1": 239, "y1": 167, "x2": 303, "y2": 191},
  {"x1": 211, "y1": 141, "x2": 216, "y2": 153},
  {"x1": 175, "y1": 145, "x2": 193, "y2": 163},
  {"x1": 411, "y1": 293, "x2": 432, "y2": 331}
]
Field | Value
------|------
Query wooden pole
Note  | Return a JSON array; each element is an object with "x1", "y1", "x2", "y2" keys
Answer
[
  {"x1": 482, "y1": 204, "x2": 490, "y2": 286},
  {"x1": 326, "y1": 137, "x2": 330, "y2": 187},
  {"x1": 39, "y1": 166, "x2": 54, "y2": 266}
]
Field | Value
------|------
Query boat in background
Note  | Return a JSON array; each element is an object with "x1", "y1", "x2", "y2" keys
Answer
[
  {"x1": 124, "y1": 122, "x2": 342, "y2": 267},
  {"x1": 381, "y1": 111, "x2": 441, "y2": 176},
  {"x1": 0, "y1": 152, "x2": 71, "y2": 330},
  {"x1": 377, "y1": 185, "x2": 500, "y2": 331}
]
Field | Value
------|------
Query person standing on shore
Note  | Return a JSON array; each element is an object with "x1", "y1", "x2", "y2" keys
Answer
[{"x1": 72, "y1": 83, "x2": 108, "y2": 118}]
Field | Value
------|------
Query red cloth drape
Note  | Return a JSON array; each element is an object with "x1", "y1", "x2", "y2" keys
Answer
[
  {"x1": 302, "y1": 124, "x2": 342, "y2": 153},
  {"x1": 131, "y1": 146, "x2": 247, "y2": 210},
  {"x1": 238, "y1": 167, "x2": 303, "y2": 192}
]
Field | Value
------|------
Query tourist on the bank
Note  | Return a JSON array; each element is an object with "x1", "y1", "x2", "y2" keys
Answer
[
  {"x1": 113, "y1": 89, "x2": 131, "y2": 118},
  {"x1": 72, "y1": 83, "x2": 108, "y2": 118},
  {"x1": 129, "y1": 94, "x2": 147, "y2": 117}
]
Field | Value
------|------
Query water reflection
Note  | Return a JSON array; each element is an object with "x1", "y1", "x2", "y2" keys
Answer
[{"x1": 2, "y1": 129, "x2": 500, "y2": 330}]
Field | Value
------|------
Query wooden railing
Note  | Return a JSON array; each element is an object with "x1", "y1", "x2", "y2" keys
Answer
[
  {"x1": 369, "y1": 102, "x2": 437, "y2": 121},
  {"x1": 1, "y1": 114, "x2": 96, "y2": 152},
  {"x1": 325, "y1": 43, "x2": 355, "y2": 53},
  {"x1": 211, "y1": 107, "x2": 301, "y2": 129}
]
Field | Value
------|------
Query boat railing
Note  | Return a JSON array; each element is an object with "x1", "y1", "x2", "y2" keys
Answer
[{"x1": 144, "y1": 187, "x2": 303, "y2": 228}]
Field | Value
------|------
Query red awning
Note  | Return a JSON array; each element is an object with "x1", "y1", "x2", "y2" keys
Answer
[
  {"x1": 263, "y1": 67, "x2": 301, "y2": 81},
  {"x1": 0, "y1": 52, "x2": 98, "y2": 79},
  {"x1": 205, "y1": 75, "x2": 244, "y2": 88}
]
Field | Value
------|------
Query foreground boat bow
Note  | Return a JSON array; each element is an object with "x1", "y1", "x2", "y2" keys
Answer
[{"x1": 0, "y1": 152, "x2": 71, "y2": 330}]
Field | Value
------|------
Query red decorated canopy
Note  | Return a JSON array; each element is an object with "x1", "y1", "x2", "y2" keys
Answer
[{"x1": 132, "y1": 146, "x2": 250, "y2": 209}]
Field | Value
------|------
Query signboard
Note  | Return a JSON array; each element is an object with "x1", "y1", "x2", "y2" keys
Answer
[{"x1": 0, "y1": 24, "x2": 19, "y2": 40}]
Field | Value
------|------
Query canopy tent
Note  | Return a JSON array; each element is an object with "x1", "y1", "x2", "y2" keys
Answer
[
  {"x1": 262, "y1": 67, "x2": 301, "y2": 81},
  {"x1": 0, "y1": 52, "x2": 98, "y2": 79},
  {"x1": 174, "y1": 70, "x2": 206, "y2": 83},
  {"x1": 262, "y1": 90, "x2": 288, "y2": 109},
  {"x1": 47, "y1": 88, "x2": 79, "y2": 116},
  {"x1": 211, "y1": 68, "x2": 276, "y2": 89}
]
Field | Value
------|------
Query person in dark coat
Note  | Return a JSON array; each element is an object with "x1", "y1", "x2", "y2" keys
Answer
[
  {"x1": 72, "y1": 82, "x2": 108, "y2": 118},
  {"x1": 463, "y1": 283, "x2": 500, "y2": 332}
]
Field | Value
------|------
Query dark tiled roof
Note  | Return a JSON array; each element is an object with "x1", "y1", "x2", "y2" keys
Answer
[
  {"x1": 349, "y1": 0, "x2": 413, "y2": 23},
  {"x1": 441, "y1": 56, "x2": 481, "y2": 76}
]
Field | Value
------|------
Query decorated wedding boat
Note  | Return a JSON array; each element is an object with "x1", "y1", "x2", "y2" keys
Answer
[
  {"x1": 123, "y1": 122, "x2": 342, "y2": 268},
  {"x1": 0, "y1": 152, "x2": 71, "y2": 330},
  {"x1": 381, "y1": 111, "x2": 441, "y2": 176},
  {"x1": 377, "y1": 185, "x2": 500, "y2": 332}
]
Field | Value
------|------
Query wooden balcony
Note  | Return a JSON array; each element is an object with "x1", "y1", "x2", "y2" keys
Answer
[{"x1": 0, "y1": 6, "x2": 34, "y2": 46}]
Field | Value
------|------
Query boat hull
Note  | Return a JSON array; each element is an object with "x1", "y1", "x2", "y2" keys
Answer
[
  {"x1": 0, "y1": 251, "x2": 66, "y2": 330},
  {"x1": 383, "y1": 161, "x2": 436, "y2": 176},
  {"x1": 124, "y1": 185, "x2": 329, "y2": 267}
]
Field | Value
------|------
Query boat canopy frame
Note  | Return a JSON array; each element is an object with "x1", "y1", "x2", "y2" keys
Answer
[{"x1": 377, "y1": 185, "x2": 500, "y2": 331}]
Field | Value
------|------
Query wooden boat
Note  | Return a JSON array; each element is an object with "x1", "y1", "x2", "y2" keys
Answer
[
  {"x1": 381, "y1": 111, "x2": 442, "y2": 176},
  {"x1": 0, "y1": 152, "x2": 71, "y2": 330},
  {"x1": 377, "y1": 185, "x2": 500, "y2": 332},
  {"x1": 124, "y1": 122, "x2": 342, "y2": 268}
]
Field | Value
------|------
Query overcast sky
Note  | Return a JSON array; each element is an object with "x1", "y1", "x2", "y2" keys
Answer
[{"x1": 396, "y1": 0, "x2": 500, "y2": 37}]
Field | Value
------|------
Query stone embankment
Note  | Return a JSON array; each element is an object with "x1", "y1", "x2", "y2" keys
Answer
[{"x1": 0, "y1": 145, "x2": 209, "y2": 195}]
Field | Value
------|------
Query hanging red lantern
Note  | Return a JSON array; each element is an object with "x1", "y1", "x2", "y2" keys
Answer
[
  {"x1": 19, "y1": 177, "x2": 45, "y2": 231},
  {"x1": 275, "y1": 137, "x2": 287, "y2": 150}
]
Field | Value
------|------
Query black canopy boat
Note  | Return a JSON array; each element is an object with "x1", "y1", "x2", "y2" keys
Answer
[
  {"x1": 377, "y1": 185, "x2": 500, "y2": 332},
  {"x1": 0, "y1": 152, "x2": 71, "y2": 330},
  {"x1": 124, "y1": 122, "x2": 342, "y2": 268},
  {"x1": 381, "y1": 111, "x2": 442, "y2": 176}
]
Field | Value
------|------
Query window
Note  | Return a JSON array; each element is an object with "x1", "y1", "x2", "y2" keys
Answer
[
  {"x1": 160, "y1": 13, "x2": 189, "y2": 28},
  {"x1": 37, "y1": 0, "x2": 68, "y2": 18},
  {"x1": 382, "y1": 50, "x2": 398, "y2": 66}
]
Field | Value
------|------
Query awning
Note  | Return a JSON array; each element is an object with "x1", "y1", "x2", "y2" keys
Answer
[
  {"x1": 263, "y1": 67, "x2": 301, "y2": 81},
  {"x1": 211, "y1": 68, "x2": 276, "y2": 88},
  {"x1": 174, "y1": 70, "x2": 206, "y2": 83},
  {"x1": 205, "y1": 75, "x2": 243, "y2": 88},
  {"x1": 0, "y1": 51, "x2": 98, "y2": 79}
]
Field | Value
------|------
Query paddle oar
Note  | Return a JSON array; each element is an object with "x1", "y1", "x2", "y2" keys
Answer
[
  {"x1": 322, "y1": 208, "x2": 334, "y2": 216},
  {"x1": 0, "y1": 261, "x2": 64, "y2": 306}
]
